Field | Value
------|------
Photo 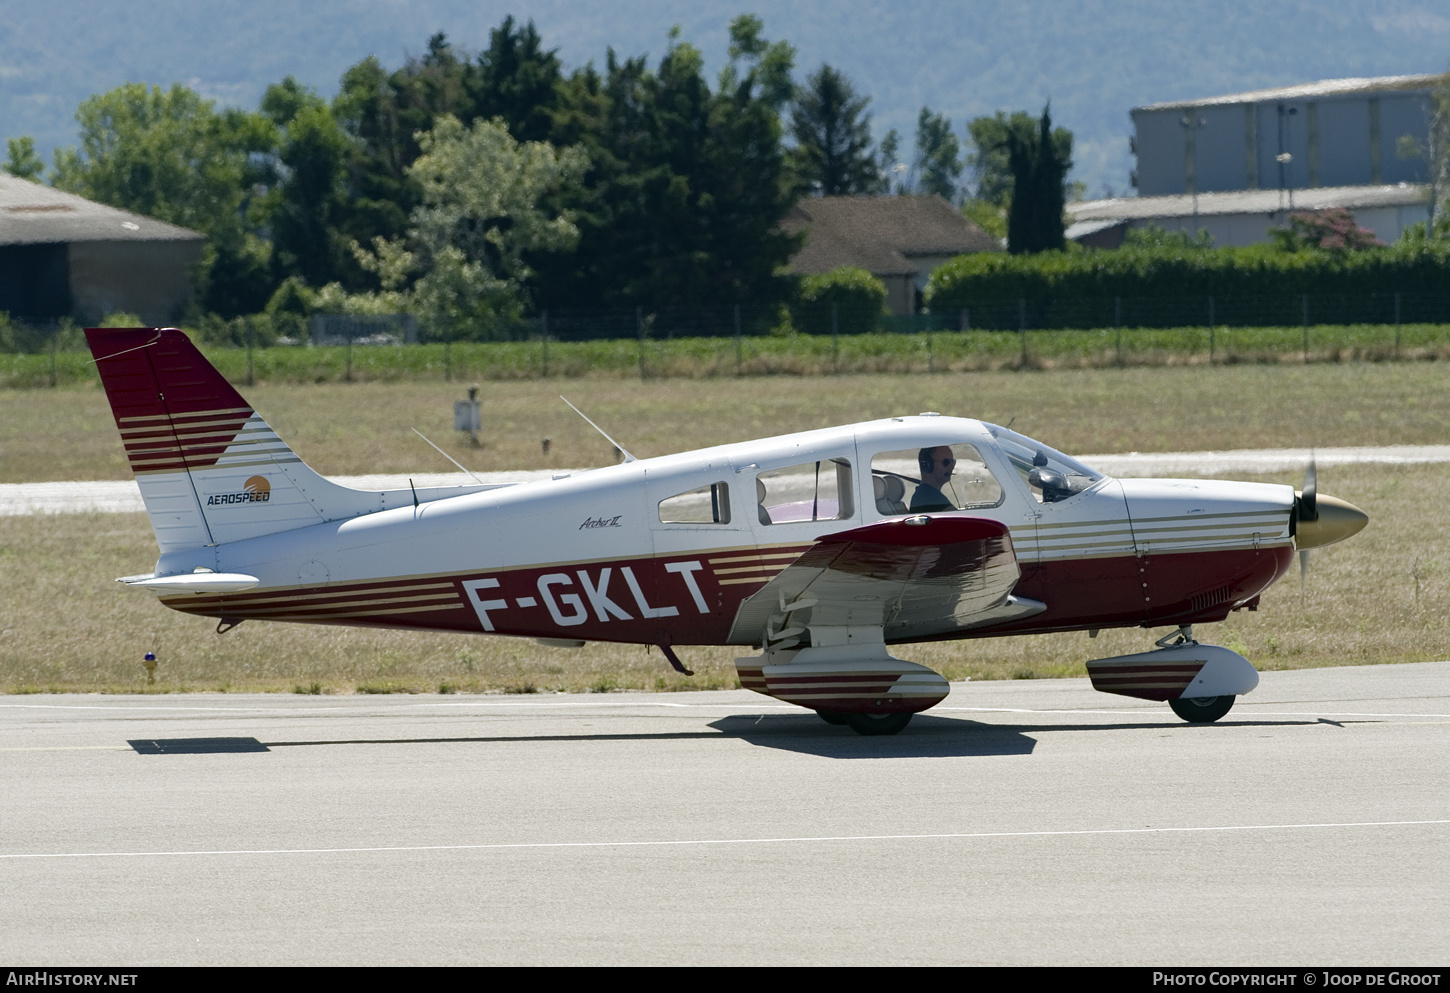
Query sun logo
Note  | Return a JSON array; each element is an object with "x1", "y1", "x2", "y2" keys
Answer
[{"x1": 206, "y1": 476, "x2": 272, "y2": 506}]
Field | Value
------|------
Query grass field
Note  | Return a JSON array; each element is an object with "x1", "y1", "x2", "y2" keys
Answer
[
  {"x1": 1, "y1": 359, "x2": 1444, "y2": 694},
  {"x1": 0, "y1": 461, "x2": 1439, "y2": 694},
  {"x1": 3, "y1": 362, "x2": 1450, "y2": 482}
]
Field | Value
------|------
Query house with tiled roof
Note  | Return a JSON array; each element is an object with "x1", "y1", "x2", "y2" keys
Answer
[
  {"x1": 784, "y1": 195, "x2": 1000, "y2": 314},
  {"x1": 0, "y1": 174, "x2": 204, "y2": 324}
]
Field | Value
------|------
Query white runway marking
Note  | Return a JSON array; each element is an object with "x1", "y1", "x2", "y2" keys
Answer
[
  {"x1": 6, "y1": 699, "x2": 1449, "y2": 720},
  {"x1": 0, "y1": 699, "x2": 798, "y2": 715},
  {"x1": 5, "y1": 818, "x2": 1448, "y2": 861},
  {"x1": 941, "y1": 705, "x2": 1450, "y2": 719}
]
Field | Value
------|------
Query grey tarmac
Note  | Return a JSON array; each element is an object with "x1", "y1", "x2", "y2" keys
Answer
[{"x1": 2, "y1": 661, "x2": 1448, "y2": 966}]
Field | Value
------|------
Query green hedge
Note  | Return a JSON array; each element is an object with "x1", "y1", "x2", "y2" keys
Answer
[
  {"x1": 926, "y1": 242, "x2": 1450, "y2": 328},
  {"x1": 793, "y1": 266, "x2": 889, "y2": 336}
]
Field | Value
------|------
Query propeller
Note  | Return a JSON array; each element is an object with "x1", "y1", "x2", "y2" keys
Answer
[
  {"x1": 1298, "y1": 455, "x2": 1316, "y2": 583},
  {"x1": 1292, "y1": 452, "x2": 1367, "y2": 574}
]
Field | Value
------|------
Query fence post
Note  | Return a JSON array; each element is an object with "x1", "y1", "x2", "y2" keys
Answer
[
  {"x1": 1208, "y1": 295, "x2": 1215, "y2": 364},
  {"x1": 1018, "y1": 297, "x2": 1027, "y2": 365},
  {"x1": 1114, "y1": 295, "x2": 1122, "y2": 368},
  {"x1": 1301, "y1": 293, "x2": 1309, "y2": 363},
  {"x1": 1394, "y1": 291, "x2": 1401, "y2": 356},
  {"x1": 831, "y1": 303, "x2": 839, "y2": 373},
  {"x1": 636, "y1": 305, "x2": 645, "y2": 380},
  {"x1": 541, "y1": 309, "x2": 550, "y2": 379},
  {"x1": 734, "y1": 304, "x2": 742, "y2": 376}
]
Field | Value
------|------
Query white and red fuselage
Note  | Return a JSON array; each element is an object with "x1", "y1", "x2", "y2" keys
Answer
[{"x1": 87, "y1": 328, "x2": 1364, "y2": 728}]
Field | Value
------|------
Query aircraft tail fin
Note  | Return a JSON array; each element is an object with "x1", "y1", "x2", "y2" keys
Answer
[{"x1": 86, "y1": 328, "x2": 402, "y2": 552}]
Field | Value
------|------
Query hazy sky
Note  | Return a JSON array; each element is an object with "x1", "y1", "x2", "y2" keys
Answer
[{"x1": 5, "y1": 0, "x2": 1448, "y2": 197}]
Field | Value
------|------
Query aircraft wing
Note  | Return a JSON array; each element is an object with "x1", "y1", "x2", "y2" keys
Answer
[{"x1": 729, "y1": 516, "x2": 1039, "y2": 647}]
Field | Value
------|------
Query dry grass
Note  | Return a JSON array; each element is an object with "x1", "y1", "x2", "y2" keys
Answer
[
  {"x1": 3, "y1": 359, "x2": 1443, "y2": 694},
  {"x1": 0, "y1": 461, "x2": 1441, "y2": 694},
  {"x1": 5, "y1": 362, "x2": 1450, "y2": 482}
]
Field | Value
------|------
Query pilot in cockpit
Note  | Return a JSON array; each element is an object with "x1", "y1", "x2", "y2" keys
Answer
[{"x1": 910, "y1": 446, "x2": 957, "y2": 512}]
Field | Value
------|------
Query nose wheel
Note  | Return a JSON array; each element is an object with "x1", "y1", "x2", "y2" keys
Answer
[
  {"x1": 843, "y1": 712, "x2": 914, "y2": 735},
  {"x1": 1169, "y1": 695, "x2": 1235, "y2": 723}
]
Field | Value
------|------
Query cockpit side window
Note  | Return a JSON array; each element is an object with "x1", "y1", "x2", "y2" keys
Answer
[
  {"x1": 756, "y1": 458, "x2": 853, "y2": 525},
  {"x1": 659, "y1": 482, "x2": 731, "y2": 524},
  {"x1": 985, "y1": 424, "x2": 1104, "y2": 504},
  {"x1": 870, "y1": 443, "x2": 1004, "y2": 516}
]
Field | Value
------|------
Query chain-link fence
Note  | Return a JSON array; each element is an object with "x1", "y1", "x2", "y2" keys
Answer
[{"x1": 4, "y1": 293, "x2": 1450, "y2": 385}]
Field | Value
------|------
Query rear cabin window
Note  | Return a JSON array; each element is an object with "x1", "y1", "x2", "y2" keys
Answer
[
  {"x1": 658, "y1": 482, "x2": 732, "y2": 524},
  {"x1": 755, "y1": 459, "x2": 854, "y2": 525},
  {"x1": 870, "y1": 444, "x2": 1003, "y2": 516}
]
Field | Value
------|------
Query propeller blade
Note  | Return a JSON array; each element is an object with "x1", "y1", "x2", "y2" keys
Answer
[
  {"x1": 1299, "y1": 548, "x2": 1310, "y2": 585},
  {"x1": 1300, "y1": 454, "x2": 1317, "y2": 522}
]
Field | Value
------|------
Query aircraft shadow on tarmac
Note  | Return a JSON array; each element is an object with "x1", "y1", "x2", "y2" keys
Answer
[
  {"x1": 704, "y1": 714, "x2": 1336, "y2": 757},
  {"x1": 124, "y1": 717, "x2": 1339, "y2": 759}
]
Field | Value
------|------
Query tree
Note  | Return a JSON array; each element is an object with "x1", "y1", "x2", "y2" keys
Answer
[
  {"x1": 534, "y1": 18, "x2": 801, "y2": 311},
  {"x1": 964, "y1": 109, "x2": 1073, "y2": 244},
  {"x1": 876, "y1": 129, "x2": 903, "y2": 193},
  {"x1": 52, "y1": 82, "x2": 278, "y2": 314},
  {"x1": 968, "y1": 111, "x2": 1032, "y2": 206},
  {"x1": 4, "y1": 137, "x2": 45, "y2": 181},
  {"x1": 996, "y1": 104, "x2": 1073, "y2": 254},
  {"x1": 912, "y1": 107, "x2": 962, "y2": 201},
  {"x1": 789, "y1": 64, "x2": 883, "y2": 196},
  {"x1": 1426, "y1": 68, "x2": 1450, "y2": 235},
  {"x1": 349, "y1": 115, "x2": 587, "y2": 338},
  {"x1": 1269, "y1": 208, "x2": 1383, "y2": 251},
  {"x1": 470, "y1": 17, "x2": 565, "y2": 143},
  {"x1": 261, "y1": 77, "x2": 352, "y2": 288}
]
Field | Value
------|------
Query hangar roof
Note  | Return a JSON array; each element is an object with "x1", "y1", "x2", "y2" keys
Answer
[
  {"x1": 0, "y1": 174, "x2": 204, "y2": 247},
  {"x1": 1066, "y1": 183, "x2": 1429, "y2": 225},
  {"x1": 1135, "y1": 73, "x2": 1447, "y2": 113}
]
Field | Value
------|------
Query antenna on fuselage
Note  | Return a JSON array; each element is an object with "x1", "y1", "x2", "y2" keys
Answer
[
  {"x1": 560, "y1": 396, "x2": 637, "y2": 463},
  {"x1": 411, "y1": 428, "x2": 485, "y2": 483}
]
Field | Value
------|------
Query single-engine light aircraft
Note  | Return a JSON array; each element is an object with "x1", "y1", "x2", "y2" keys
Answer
[{"x1": 87, "y1": 328, "x2": 1368, "y2": 734}]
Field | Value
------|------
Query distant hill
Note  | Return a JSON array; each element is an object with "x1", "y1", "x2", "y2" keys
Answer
[{"x1": 3, "y1": 0, "x2": 1447, "y2": 198}]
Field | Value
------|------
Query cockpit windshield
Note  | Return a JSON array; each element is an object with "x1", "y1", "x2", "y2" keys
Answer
[{"x1": 984, "y1": 423, "x2": 1106, "y2": 504}]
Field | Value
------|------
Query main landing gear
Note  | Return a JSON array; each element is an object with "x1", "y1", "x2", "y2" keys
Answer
[
  {"x1": 817, "y1": 711, "x2": 914, "y2": 735},
  {"x1": 1168, "y1": 695, "x2": 1236, "y2": 723}
]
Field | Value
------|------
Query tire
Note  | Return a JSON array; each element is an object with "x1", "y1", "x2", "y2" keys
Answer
[
  {"x1": 844, "y1": 712, "x2": 914, "y2": 736},
  {"x1": 1169, "y1": 695, "x2": 1235, "y2": 723},
  {"x1": 816, "y1": 711, "x2": 850, "y2": 726}
]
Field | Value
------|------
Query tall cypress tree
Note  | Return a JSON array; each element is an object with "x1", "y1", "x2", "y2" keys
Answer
[{"x1": 1003, "y1": 103, "x2": 1072, "y2": 254}]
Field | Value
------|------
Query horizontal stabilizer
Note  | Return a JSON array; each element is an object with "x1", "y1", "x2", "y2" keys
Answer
[{"x1": 120, "y1": 572, "x2": 261, "y2": 594}]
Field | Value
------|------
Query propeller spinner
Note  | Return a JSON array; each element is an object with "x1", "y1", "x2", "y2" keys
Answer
[{"x1": 1294, "y1": 456, "x2": 1367, "y2": 551}]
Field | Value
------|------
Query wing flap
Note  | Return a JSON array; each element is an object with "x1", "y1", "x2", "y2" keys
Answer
[{"x1": 729, "y1": 516, "x2": 1023, "y2": 645}]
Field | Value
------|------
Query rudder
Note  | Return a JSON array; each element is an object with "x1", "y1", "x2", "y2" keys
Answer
[{"x1": 86, "y1": 327, "x2": 387, "y2": 552}]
